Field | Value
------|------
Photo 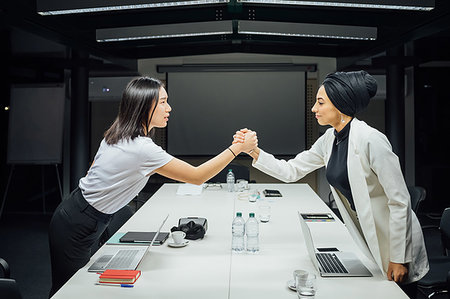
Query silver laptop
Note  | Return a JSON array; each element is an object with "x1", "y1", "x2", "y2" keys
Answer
[
  {"x1": 297, "y1": 211, "x2": 372, "y2": 277},
  {"x1": 88, "y1": 214, "x2": 169, "y2": 272}
]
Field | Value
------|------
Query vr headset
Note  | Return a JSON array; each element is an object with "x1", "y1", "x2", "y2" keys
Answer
[{"x1": 171, "y1": 217, "x2": 208, "y2": 240}]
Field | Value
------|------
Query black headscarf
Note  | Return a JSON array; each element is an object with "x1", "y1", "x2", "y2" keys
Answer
[{"x1": 322, "y1": 70, "x2": 377, "y2": 117}]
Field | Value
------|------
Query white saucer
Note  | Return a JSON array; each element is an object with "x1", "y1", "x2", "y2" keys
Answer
[
  {"x1": 168, "y1": 240, "x2": 189, "y2": 248},
  {"x1": 287, "y1": 279, "x2": 296, "y2": 291}
]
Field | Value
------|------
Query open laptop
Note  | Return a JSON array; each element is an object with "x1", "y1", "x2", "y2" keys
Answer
[
  {"x1": 297, "y1": 211, "x2": 372, "y2": 277},
  {"x1": 88, "y1": 214, "x2": 169, "y2": 272}
]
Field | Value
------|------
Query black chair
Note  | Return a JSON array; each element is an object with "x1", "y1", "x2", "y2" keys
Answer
[
  {"x1": 0, "y1": 258, "x2": 22, "y2": 299},
  {"x1": 408, "y1": 186, "x2": 426, "y2": 215},
  {"x1": 447, "y1": 271, "x2": 450, "y2": 299},
  {"x1": 91, "y1": 205, "x2": 134, "y2": 255},
  {"x1": 208, "y1": 162, "x2": 252, "y2": 183},
  {"x1": 418, "y1": 207, "x2": 450, "y2": 298}
]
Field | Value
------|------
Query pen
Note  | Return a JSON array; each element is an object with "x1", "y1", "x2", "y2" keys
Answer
[{"x1": 95, "y1": 283, "x2": 134, "y2": 288}]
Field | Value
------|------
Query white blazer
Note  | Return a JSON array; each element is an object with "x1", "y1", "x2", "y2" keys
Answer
[{"x1": 253, "y1": 118, "x2": 429, "y2": 283}]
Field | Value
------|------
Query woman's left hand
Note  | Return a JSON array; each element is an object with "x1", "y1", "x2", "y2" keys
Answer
[{"x1": 387, "y1": 262, "x2": 408, "y2": 283}]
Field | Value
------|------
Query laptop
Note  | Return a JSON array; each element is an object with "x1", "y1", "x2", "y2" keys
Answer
[
  {"x1": 297, "y1": 211, "x2": 372, "y2": 277},
  {"x1": 88, "y1": 214, "x2": 169, "y2": 272}
]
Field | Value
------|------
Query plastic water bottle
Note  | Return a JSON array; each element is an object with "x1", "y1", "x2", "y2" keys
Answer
[
  {"x1": 246, "y1": 212, "x2": 259, "y2": 253},
  {"x1": 231, "y1": 212, "x2": 245, "y2": 253},
  {"x1": 227, "y1": 169, "x2": 235, "y2": 192}
]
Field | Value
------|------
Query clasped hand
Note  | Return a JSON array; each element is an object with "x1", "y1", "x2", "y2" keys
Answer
[
  {"x1": 233, "y1": 128, "x2": 257, "y2": 153},
  {"x1": 233, "y1": 128, "x2": 257, "y2": 154}
]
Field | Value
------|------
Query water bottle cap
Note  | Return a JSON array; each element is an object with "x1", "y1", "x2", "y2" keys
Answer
[
  {"x1": 228, "y1": 169, "x2": 233, "y2": 172},
  {"x1": 249, "y1": 213, "x2": 255, "y2": 217},
  {"x1": 236, "y1": 212, "x2": 242, "y2": 217}
]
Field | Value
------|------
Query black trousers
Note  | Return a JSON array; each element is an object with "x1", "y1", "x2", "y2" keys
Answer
[
  {"x1": 48, "y1": 188, "x2": 112, "y2": 297},
  {"x1": 400, "y1": 281, "x2": 418, "y2": 299}
]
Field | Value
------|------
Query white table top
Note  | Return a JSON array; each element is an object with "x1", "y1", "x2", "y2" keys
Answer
[{"x1": 51, "y1": 183, "x2": 408, "y2": 299}]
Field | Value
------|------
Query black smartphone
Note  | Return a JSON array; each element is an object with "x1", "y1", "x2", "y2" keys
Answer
[{"x1": 263, "y1": 189, "x2": 282, "y2": 197}]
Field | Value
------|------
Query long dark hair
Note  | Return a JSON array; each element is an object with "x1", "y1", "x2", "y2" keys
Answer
[{"x1": 104, "y1": 77, "x2": 163, "y2": 145}]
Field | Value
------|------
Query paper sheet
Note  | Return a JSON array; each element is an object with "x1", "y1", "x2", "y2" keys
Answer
[{"x1": 176, "y1": 183, "x2": 204, "y2": 195}]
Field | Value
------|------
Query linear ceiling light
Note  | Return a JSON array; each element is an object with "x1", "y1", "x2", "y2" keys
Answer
[
  {"x1": 238, "y1": 20, "x2": 377, "y2": 40},
  {"x1": 37, "y1": 0, "x2": 229, "y2": 15},
  {"x1": 236, "y1": 0, "x2": 434, "y2": 11},
  {"x1": 96, "y1": 21, "x2": 233, "y2": 42}
]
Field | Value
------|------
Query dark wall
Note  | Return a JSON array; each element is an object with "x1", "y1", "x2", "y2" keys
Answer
[
  {"x1": 0, "y1": 29, "x2": 11, "y2": 204},
  {"x1": 415, "y1": 66, "x2": 450, "y2": 213}
]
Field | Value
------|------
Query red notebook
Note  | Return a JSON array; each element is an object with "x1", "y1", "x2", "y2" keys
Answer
[{"x1": 98, "y1": 269, "x2": 141, "y2": 284}]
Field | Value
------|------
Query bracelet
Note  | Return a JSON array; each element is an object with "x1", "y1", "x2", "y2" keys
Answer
[
  {"x1": 228, "y1": 147, "x2": 237, "y2": 157},
  {"x1": 248, "y1": 149, "x2": 254, "y2": 154}
]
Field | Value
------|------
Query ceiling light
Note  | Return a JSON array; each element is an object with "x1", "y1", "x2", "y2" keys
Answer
[
  {"x1": 238, "y1": 20, "x2": 377, "y2": 40},
  {"x1": 37, "y1": 0, "x2": 229, "y2": 15},
  {"x1": 96, "y1": 21, "x2": 233, "y2": 42},
  {"x1": 236, "y1": 0, "x2": 434, "y2": 11}
]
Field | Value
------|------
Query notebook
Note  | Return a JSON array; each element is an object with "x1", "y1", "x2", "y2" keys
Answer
[
  {"x1": 99, "y1": 269, "x2": 141, "y2": 284},
  {"x1": 88, "y1": 214, "x2": 169, "y2": 272},
  {"x1": 297, "y1": 211, "x2": 372, "y2": 277}
]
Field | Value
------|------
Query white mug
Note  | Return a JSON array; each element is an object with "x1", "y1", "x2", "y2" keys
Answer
[{"x1": 172, "y1": 231, "x2": 186, "y2": 244}]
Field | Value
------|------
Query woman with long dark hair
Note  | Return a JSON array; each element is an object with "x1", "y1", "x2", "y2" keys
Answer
[
  {"x1": 235, "y1": 71, "x2": 428, "y2": 298},
  {"x1": 49, "y1": 77, "x2": 257, "y2": 295}
]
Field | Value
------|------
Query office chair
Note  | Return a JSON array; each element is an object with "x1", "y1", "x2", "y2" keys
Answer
[
  {"x1": 91, "y1": 205, "x2": 134, "y2": 256},
  {"x1": 0, "y1": 258, "x2": 22, "y2": 299},
  {"x1": 208, "y1": 162, "x2": 252, "y2": 183},
  {"x1": 407, "y1": 186, "x2": 426, "y2": 215},
  {"x1": 447, "y1": 271, "x2": 450, "y2": 299},
  {"x1": 418, "y1": 207, "x2": 450, "y2": 298}
]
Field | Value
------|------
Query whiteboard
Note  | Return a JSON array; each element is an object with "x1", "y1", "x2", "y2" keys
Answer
[{"x1": 7, "y1": 84, "x2": 65, "y2": 164}]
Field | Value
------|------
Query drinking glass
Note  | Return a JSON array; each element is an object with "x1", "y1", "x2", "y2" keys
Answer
[
  {"x1": 296, "y1": 272, "x2": 317, "y2": 298},
  {"x1": 258, "y1": 205, "x2": 271, "y2": 223}
]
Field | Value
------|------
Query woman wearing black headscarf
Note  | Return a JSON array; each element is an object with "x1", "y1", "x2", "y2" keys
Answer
[{"x1": 235, "y1": 71, "x2": 428, "y2": 298}]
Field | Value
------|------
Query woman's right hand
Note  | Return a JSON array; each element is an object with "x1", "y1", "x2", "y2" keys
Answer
[
  {"x1": 233, "y1": 129, "x2": 258, "y2": 154},
  {"x1": 233, "y1": 128, "x2": 252, "y2": 144},
  {"x1": 233, "y1": 130, "x2": 245, "y2": 144}
]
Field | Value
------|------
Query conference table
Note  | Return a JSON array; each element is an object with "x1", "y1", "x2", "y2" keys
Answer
[{"x1": 52, "y1": 183, "x2": 408, "y2": 299}]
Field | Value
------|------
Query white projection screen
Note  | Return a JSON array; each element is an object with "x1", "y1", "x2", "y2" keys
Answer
[{"x1": 167, "y1": 71, "x2": 306, "y2": 156}]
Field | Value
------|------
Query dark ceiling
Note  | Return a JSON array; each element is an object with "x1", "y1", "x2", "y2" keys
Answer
[{"x1": 1, "y1": 0, "x2": 450, "y2": 74}]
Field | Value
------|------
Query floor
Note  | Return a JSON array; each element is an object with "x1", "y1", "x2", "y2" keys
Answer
[{"x1": 0, "y1": 189, "x2": 447, "y2": 299}]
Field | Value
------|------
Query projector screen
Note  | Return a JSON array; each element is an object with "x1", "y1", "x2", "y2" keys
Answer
[
  {"x1": 7, "y1": 84, "x2": 65, "y2": 164},
  {"x1": 167, "y1": 71, "x2": 306, "y2": 156}
]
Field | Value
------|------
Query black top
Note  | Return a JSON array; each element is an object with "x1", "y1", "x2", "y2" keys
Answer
[{"x1": 326, "y1": 120, "x2": 355, "y2": 210}]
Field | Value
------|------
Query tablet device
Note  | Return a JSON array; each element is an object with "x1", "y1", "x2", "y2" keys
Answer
[
  {"x1": 301, "y1": 213, "x2": 335, "y2": 222},
  {"x1": 119, "y1": 232, "x2": 170, "y2": 245}
]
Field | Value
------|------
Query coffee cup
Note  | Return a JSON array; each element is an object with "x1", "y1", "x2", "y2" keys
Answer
[{"x1": 172, "y1": 231, "x2": 186, "y2": 244}]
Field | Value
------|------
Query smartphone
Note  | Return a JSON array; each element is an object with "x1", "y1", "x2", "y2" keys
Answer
[{"x1": 263, "y1": 189, "x2": 282, "y2": 197}]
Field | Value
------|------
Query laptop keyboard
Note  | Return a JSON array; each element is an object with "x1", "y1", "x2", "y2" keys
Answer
[
  {"x1": 107, "y1": 249, "x2": 139, "y2": 269},
  {"x1": 316, "y1": 252, "x2": 348, "y2": 274}
]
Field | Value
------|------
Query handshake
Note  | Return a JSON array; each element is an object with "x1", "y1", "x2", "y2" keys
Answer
[{"x1": 233, "y1": 128, "x2": 258, "y2": 155}]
